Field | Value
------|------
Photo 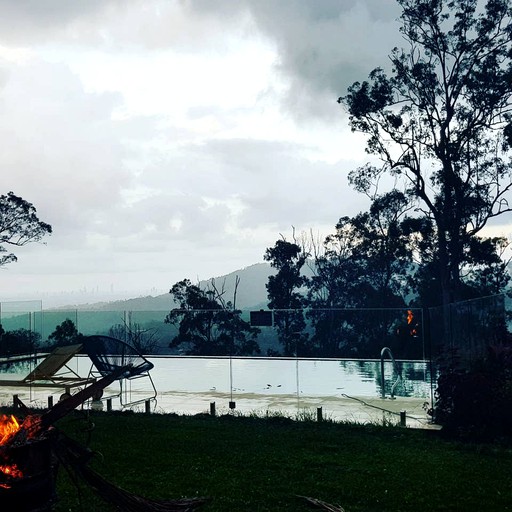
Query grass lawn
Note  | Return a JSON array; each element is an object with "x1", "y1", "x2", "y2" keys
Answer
[{"x1": 48, "y1": 410, "x2": 512, "y2": 512}]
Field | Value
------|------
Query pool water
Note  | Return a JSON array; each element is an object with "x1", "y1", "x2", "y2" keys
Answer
[{"x1": 0, "y1": 356, "x2": 436, "y2": 426}]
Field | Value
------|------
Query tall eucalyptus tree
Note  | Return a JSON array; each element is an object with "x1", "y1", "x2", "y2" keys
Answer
[{"x1": 340, "y1": 0, "x2": 512, "y2": 306}]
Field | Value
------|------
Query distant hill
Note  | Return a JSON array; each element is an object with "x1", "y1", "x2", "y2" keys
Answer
[
  {"x1": 49, "y1": 260, "x2": 511, "y2": 315},
  {"x1": 51, "y1": 263, "x2": 277, "y2": 312}
]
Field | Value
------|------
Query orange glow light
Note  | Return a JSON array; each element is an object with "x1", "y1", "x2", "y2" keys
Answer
[
  {"x1": 0, "y1": 415, "x2": 20, "y2": 445},
  {"x1": 0, "y1": 414, "x2": 25, "y2": 485}
]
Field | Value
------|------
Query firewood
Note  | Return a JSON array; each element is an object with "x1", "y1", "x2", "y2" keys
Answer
[
  {"x1": 0, "y1": 366, "x2": 128, "y2": 458},
  {"x1": 38, "y1": 365, "x2": 129, "y2": 430},
  {"x1": 298, "y1": 495, "x2": 346, "y2": 511}
]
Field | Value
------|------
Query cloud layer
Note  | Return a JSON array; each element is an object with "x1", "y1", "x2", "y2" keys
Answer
[{"x1": 1, "y1": 1, "x2": 509, "y2": 305}]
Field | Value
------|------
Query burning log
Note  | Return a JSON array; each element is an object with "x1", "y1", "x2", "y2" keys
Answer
[
  {"x1": 0, "y1": 368, "x2": 127, "y2": 508},
  {"x1": 0, "y1": 365, "x2": 128, "y2": 467},
  {"x1": 0, "y1": 415, "x2": 58, "y2": 511},
  {"x1": 0, "y1": 415, "x2": 24, "y2": 485},
  {"x1": 298, "y1": 495, "x2": 346, "y2": 511},
  {"x1": 0, "y1": 366, "x2": 208, "y2": 511}
]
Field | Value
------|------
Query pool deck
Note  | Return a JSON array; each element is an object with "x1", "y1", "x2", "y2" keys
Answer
[
  {"x1": 0, "y1": 384, "x2": 439, "y2": 430},
  {"x1": 153, "y1": 390, "x2": 438, "y2": 429}
]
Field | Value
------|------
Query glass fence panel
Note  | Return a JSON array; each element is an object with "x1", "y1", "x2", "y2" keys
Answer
[
  {"x1": 0, "y1": 301, "x2": 41, "y2": 331},
  {"x1": 231, "y1": 357, "x2": 298, "y2": 396},
  {"x1": 297, "y1": 359, "x2": 378, "y2": 398},
  {"x1": 148, "y1": 356, "x2": 232, "y2": 415},
  {"x1": 149, "y1": 356, "x2": 231, "y2": 395},
  {"x1": 1, "y1": 304, "x2": 430, "y2": 360},
  {"x1": 122, "y1": 310, "x2": 175, "y2": 354},
  {"x1": 0, "y1": 311, "x2": 33, "y2": 332},
  {"x1": 428, "y1": 294, "x2": 506, "y2": 366},
  {"x1": 0, "y1": 301, "x2": 42, "y2": 357},
  {"x1": 299, "y1": 308, "x2": 424, "y2": 359},
  {"x1": 76, "y1": 310, "x2": 129, "y2": 337},
  {"x1": 41, "y1": 310, "x2": 78, "y2": 343},
  {"x1": 0, "y1": 301, "x2": 452, "y2": 413},
  {"x1": 161, "y1": 307, "x2": 426, "y2": 359}
]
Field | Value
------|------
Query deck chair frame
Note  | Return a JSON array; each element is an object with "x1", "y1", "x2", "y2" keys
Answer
[
  {"x1": 0, "y1": 343, "x2": 94, "y2": 393},
  {"x1": 82, "y1": 335, "x2": 157, "y2": 409}
]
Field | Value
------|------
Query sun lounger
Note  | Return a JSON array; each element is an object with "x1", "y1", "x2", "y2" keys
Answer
[{"x1": 0, "y1": 343, "x2": 94, "y2": 392}]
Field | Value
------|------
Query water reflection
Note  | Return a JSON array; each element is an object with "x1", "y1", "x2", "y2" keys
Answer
[
  {"x1": 149, "y1": 357, "x2": 434, "y2": 399},
  {"x1": 0, "y1": 357, "x2": 42, "y2": 374},
  {"x1": 0, "y1": 356, "x2": 435, "y2": 417}
]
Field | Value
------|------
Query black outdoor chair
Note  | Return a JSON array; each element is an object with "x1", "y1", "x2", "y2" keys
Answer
[{"x1": 82, "y1": 335, "x2": 157, "y2": 409}]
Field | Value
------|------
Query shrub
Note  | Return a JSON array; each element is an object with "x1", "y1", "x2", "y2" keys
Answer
[{"x1": 434, "y1": 345, "x2": 512, "y2": 441}]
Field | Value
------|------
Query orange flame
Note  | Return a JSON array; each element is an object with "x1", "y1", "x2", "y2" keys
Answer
[
  {"x1": 406, "y1": 310, "x2": 418, "y2": 337},
  {"x1": 0, "y1": 414, "x2": 24, "y2": 484},
  {"x1": 0, "y1": 415, "x2": 21, "y2": 445},
  {"x1": 0, "y1": 463, "x2": 23, "y2": 485}
]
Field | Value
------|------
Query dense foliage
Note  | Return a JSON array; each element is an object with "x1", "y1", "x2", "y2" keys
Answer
[
  {"x1": 0, "y1": 326, "x2": 41, "y2": 356},
  {"x1": 48, "y1": 319, "x2": 83, "y2": 348},
  {"x1": 165, "y1": 279, "x2": 260, "y2": 356},
  {"x1": 264, "y1": 239, "x2": 308, "y2": 356},
  {"x1": 435, "y1": 344, "x2": 512, "y2": 440},
  {"x1": 0, "y1": 191, "x2": 52, "y2": 267},
  {"x1": 340, "y1": 0, "x2": 512, "y2": 307}
]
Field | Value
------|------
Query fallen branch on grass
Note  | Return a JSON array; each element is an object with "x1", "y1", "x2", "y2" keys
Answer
[{"x1": 298, "y1": 495, "x2": 346, "y2": 511}]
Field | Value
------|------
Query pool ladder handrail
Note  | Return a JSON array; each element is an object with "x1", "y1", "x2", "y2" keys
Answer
[{"x1": 380, "y1": 347, "x2": 402, "y2": 399}]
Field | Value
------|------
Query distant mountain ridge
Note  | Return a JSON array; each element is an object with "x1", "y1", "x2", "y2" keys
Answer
[
  {"x1": 51, "y1": 263, "x2": 277, "y2": 312},
  {"x1": 50, "y1": 259, "x2": 512, "y2": 313}
]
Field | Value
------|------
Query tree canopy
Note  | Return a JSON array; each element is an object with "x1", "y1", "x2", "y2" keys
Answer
[
  {"x1": 47, "y1": 319, "x2": 82, "y2": 348},
  {"x1": 165, "y1": 279, "x2": 260, "y2": 356},
  {"x1": 0, "y1": 191, "x2": 52, "y2": 267},
  {"x1": 264, "y1": 239, "x2": 309, "y2": 356},
  {"x1": 0, "y1": 326, "x2": 41, "y2": 356},
  {"x1": 340, "y1": 0, "x2": 512, "y2": 306}
]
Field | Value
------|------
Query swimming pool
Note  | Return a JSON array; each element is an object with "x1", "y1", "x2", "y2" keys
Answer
[{"x1": 0, "y1": 356, "x2": 436, "y2": 426}]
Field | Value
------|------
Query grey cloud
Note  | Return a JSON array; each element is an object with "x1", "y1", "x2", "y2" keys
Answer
[
  {"x1": 0, "y1": 0, "x2": 403, "y2": 125},
  {"x1": 137, "y1": 137, "x2": 367, "y2": 234},
  {"x1": 186, "y1": 0, "x2": 403, "y2": 121},
  {"x1": 0, "y1": 0, "x2": 249, "y2": 52},
  {"x1": 91, "y1": 191, "x2": 234, "y2": 250},
  {"x1": 0, "y1": 1, "x2": 128, "y2": 44},
  {"x1": 246, "y1": 0, "x2": 402, "y2": 121},
  {"x1": 83, "y1": 133, "x2": 368, "y2": 260},
  {"x1": 0, "y1": 59, "x2": 131, "y2": 244},
  {"x1": 0, "y1": 0, "x2": 404, "y2": 121}
]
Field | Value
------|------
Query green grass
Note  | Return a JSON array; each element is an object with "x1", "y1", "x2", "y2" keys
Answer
[{"x1": 41, "y1": 411, "x2": 512, "y2": 511}]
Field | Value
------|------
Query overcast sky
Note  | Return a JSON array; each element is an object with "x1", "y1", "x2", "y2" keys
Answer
[{"x1": 1, "y1": 0, "x2": 511, "y2": 307}]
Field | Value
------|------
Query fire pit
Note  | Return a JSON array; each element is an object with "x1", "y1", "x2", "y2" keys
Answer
[
  {"x1": 0, "y1": 365, "x2": 208, "y2": 511},
  {"x1": 0, "y1": 415, "x2": 58, "y2": 512},
  {"x1": 0, "y1": 368, "x2": 125, "y2": 512}
]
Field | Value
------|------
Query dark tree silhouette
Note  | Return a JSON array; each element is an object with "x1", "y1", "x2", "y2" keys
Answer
[
  {"x1": 307, "y1": 192, "x2": 416, "y2": 357},
  {"x1": 264, "y1": 238, "x2": 309, "y2": 356},
  {"x1": 0, "y1": 191, "x2": 52, "y2": 267},
  {"x1": 340, "y1": 0, "x2": 512, "y2": 306},
  {"x1": 165, "y1": 279, "x2": 260, "y2": 356},
  {"x1": 48, "y1": 319, "x2": 82, "y2": 348},
  {"x1": 0, "y1": 327, "x2": 41, "y2": 356},
  {"x1": 108, "y1": 312, "x2": 162, "y2": 354}
]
